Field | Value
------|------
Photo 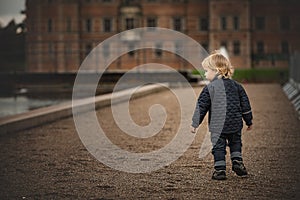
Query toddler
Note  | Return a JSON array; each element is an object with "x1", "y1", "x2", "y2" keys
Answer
[{"x1": 191, "y1": 51, "x2": 253, "y2": 180}]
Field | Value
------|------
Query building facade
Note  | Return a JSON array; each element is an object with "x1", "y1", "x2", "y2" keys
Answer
[{"x1": 25, "y1": 0, "x2": 300, "y2": 73}]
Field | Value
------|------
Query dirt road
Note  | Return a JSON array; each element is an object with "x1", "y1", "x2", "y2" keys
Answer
[{"x1": 0, "y1": 84, "x2": 299, "y2": 199}]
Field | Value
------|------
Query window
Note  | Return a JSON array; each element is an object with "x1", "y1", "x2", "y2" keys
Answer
[
  {"x1": 86, "y1": 19, "x2": 92, "y2": 32},
  {"x1": 257, "y1": 41, "x2": 264, "y2": 54},
  {"x1": 199, "y1": 17, "x2": 208, "y2": 31},
  {"x1": 102, "y1": 43, "x2": 110, "y2": 57},
  {"x1": 220, "y1": 16, "x2": 226, "y2": 30},
  {"x1": 233, "y1": 16, "x2": 239, "y2": 30},
  {"x1": 255, "y1": 17, "x2": 265, "y2": 30},
  {"x1": 220, "y1": 41, "x2": 227, "y2": 49},
  {"x1": 48, "y1": 19, "x2": 52, "y2": 32},
  {"x1": 173, "y1": 17, "x2": 182, "y2": 31},
  {"x1": 202, "y1": 42, "x2": 208, "y2": 51},
  {"x1": 126, "y1": 18, "x2": 134, "y2": 30},
  {"x1": 48, "y1": 43, "x2": 54, "y2": 55},
  {"x1": 128, "y1": 43, "x2": 135, "y2": 57},
  {"x1": 233, "y1": 41, "x2": 240, "y2": 55},
  {"x1": 175, "y1": 41, "x2": 182, "y2": 55},
  {"x1": 103, "y1": 18, "x2": 112, "y2": 32},
  {"x1": 85, "y1": 44, "x2": 92, "y2": 56},
  {"x1": 281, "y1": 41, "x2": 289, "y2": 54},
  {"x1": 65, "y1": 43, "x2": 72, "y2": 55},
  {"x1": 280, "y1": 16, "x2": 290, "y2": 30},
  {"x1": 66, "y1": 18, "x2": 71, "y2": 32},
  {"x1": 124, "y1": 0, "x2": 135, "y2": 5},
  {"x1": 147, "y1": 17, "x2": 157, "y2": 28},
  {"x1": 155, "y1": 43, "x2": 162, "y2": 57}
]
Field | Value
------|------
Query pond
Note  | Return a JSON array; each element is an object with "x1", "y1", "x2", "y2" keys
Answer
[{"x1": 0, "y1": 95, "x2": 69, "y2": 118}]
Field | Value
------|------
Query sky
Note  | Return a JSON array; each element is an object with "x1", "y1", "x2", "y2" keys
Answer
[{"x1": 0, "y1": 0, "x2": 25, "y2": 27}]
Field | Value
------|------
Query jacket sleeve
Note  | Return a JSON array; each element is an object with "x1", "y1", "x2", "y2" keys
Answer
[
  {"x1": 191, "y1": 86, "x2": 211, "y2": 128},
  {"x1": 238, "y1": 84, "x2": 253, "y2": 126}
]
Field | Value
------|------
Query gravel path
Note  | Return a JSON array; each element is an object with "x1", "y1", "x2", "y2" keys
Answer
[{"x1": 0, "y1": 84, "x2": 299, "y2": 199}]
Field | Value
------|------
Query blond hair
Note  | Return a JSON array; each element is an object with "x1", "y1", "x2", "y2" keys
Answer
[{"x1": 202, "y1": 51, "x2": 234, "y2": 79}]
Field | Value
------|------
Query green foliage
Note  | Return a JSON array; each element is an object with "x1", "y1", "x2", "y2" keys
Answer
[
  {"x1": 192, "y1": 69, "x2": 205, "y2": 77},
  {"x1": 232, "y1": 68, "x2": 288, "y2": 83},
  {"x1": 191, "y1": 68, "x2": 289, "y2": 83}
]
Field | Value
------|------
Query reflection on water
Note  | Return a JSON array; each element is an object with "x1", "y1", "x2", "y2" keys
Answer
[{"x1": 0, "y1": 95, "x2": 68, "y2": 118}]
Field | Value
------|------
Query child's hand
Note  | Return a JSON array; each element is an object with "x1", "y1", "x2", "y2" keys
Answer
[
  {"x1": 246, "y1": 125, "x2": 252, "y2": 131},
  {"x1": 190, "y1": 126, "x2": 197, "y2": 134}
]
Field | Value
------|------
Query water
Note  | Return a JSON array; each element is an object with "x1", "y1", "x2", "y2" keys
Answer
[{"x1": 0, "y1": 95, "x2": 68, "y2": 118}]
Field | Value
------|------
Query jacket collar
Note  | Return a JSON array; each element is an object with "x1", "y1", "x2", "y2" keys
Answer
[
  {"x1": 211, "y1": 73, "x2": 229, "y2": 82},
  {"x1": 211, "y1": 74, "x2": 220, "y2": 82}
]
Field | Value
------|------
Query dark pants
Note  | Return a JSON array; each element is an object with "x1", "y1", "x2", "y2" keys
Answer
[{"x1": 211, "y1": 132, "x2": 243, "y2": 170}]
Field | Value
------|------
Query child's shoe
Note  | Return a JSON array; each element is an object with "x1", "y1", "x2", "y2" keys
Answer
[
  {"x1": 212, "y1": 170, "x2": 227, "y2": 180},
  {"x1": 232, "y1": 160, "x2": 248, "y2": 176}
]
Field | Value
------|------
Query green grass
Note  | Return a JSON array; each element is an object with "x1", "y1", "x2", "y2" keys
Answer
[{"x1": 192, "y1": 68, "x2": 289, "y2": 83}]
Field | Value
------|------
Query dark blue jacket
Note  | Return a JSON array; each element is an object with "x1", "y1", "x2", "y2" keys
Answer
[{"x1": 192, "y1": 76, "x2": 253, "y2": 134}]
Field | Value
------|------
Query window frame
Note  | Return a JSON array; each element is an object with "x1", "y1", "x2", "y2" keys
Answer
[
  {"x1": 280, "y1": 16, "x2": 290, "y2": 31},
  {"x1": 233, "y1": 40, "x2": 241, "y2": 55},
  {"x1": 147, "y1": 17, "x2": 157, "y2": 30},
  {"x1": 103, "y1": 17, "x2": 112, "y2": 32},
  {"x1": 257, "y1": 41, "x2": 264, "y2": 54},
  {"x1": 255, "y1": 16, "x2": 265, "y2": 31},
  {"x1": 86, "y1": 18, "x2": 92, "y2": 32},
  {"x1": 281, "y1": 41, "x2": 289, "y2": 54},
  {"x1": 199, "y1": 17, "x2": 208, "y2": 31},
  {"x1": 48, "y1": 19, "x2": 52, "y2": 32},
  {"x1": 173, "y1": 17, "x2": 182, "y2": 31},
  {"x1": 125, "y1": 18, "x2": 135, "y2": 30},
  {"x1": 233, "y1": 16, "x2": 239, "y2": 30}
]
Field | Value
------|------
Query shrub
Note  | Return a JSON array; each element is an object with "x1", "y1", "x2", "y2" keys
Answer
[{"x1": 191, "y1": 68, "x2": 288, "y2": 84}]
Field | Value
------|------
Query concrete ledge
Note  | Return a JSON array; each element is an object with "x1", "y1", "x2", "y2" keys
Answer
[{"x1": 0, "y1": 84, "x2": 168, "y2": 135}]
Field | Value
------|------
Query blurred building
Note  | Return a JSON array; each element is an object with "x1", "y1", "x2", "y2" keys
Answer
[
  {"x1": 25, "y1": 0, "x2": 300, "y2": 73},
  {"x1": 0, "y1": 20, "x2": 25, "y2": 72}
]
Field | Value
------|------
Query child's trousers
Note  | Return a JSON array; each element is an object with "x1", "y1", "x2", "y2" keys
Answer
[{"x1": 211, "y1": 132, "x2": 243, "y2": 170}]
